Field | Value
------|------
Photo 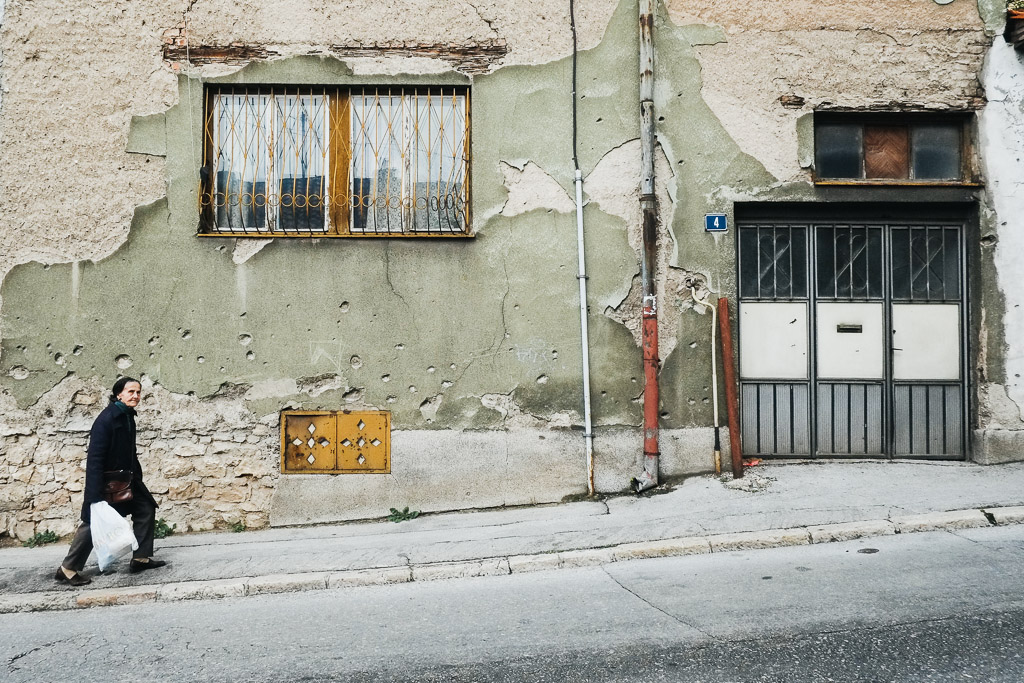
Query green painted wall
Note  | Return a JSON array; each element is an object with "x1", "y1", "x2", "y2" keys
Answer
[
  {"x1": 1, "y1": 0, "x2": 991, "y2": 439},
  {"x1": 0, "y1": 1, "x2": 656, "y2": 432}
]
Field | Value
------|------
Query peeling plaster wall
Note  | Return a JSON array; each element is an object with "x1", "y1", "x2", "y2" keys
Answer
[
  {"x1": 0, "y1": 0, "x2": 620, "y2": 286},
  {"x1": 671, "y1": 0, "x2": 988, "y2": 183},
  {"x1": 0, "y1": 1, "x2": 178, "y2": 281},
  {"x1": 0, "y1": 0, "x2": 674, "y2": 539},
  {"x1": 0, "y1": 0, "x2": 1013, "y2": 539},
  {"x1": 976, "y1": 37, "x2": 1024, "y2": 463},
  {"x1": 177, "y1": 1, "x2": 616, "y2": 69}
]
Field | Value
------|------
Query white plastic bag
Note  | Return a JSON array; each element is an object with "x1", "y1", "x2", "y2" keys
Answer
[{"x1": 90, "y1": 501, "x2": 138, "y2": 572}]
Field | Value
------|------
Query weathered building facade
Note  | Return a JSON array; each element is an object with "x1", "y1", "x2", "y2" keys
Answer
[{"x1": 0, "y1": 0, "x2": 1019, "y2": 541}]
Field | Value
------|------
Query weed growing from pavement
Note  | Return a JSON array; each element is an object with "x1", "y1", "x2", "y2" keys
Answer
[
  {"x1": 230, "y1": 521, "x2": 246, "y2": 533},
  {"x1": 22, "y1": 530, "x2": 60, "y2": 548},
  {"x1": 388, "y1": 507, "x2": 420, "y2": 522},
  {"x1": 154, "y1": 518, "x2": 177, "y2": 539}
]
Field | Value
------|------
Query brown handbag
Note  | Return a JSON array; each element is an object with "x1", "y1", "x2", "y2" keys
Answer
[{"x1": 103, "y1": 470, "x2": 133, "y2": 505}]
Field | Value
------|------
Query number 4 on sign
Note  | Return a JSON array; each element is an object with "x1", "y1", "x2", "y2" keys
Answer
[{"x1": 705, "y1": 214, "x2": 728, "y2": 232}]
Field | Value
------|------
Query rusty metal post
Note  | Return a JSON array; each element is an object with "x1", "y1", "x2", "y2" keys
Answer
[
  {"x1": 718, "y1": 297, "x2": 744, "y2": 478},
  {"x1": 634, "y1": 0, "x2": 660, "y2": 492}
]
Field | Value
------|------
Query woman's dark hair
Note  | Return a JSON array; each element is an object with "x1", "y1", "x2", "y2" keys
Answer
[{"x1": 110, "y1": 376, "x2": 141, "y2": 403}]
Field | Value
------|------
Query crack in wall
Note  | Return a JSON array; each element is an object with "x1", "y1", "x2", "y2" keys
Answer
[
  {"x1": 498, "y1": 223, "x2": 513, "y2": 357},
  {"x1": 465, "y1": 0, "x2": 501, "y2": 37},
  {"x1": 382, "y1": 243, "x2": 410, "y2": 313}
]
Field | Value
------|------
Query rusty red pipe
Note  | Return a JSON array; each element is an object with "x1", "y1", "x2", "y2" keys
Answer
[
  {"x1": 632, "y1": 0, "x2": 660, "y2": 493},
  {"x1": 718, "y1": 297, "x2": 744, "y2": 478},
  {"x1": 642, "y1": 295, "x2": 660, "y2": 458}
]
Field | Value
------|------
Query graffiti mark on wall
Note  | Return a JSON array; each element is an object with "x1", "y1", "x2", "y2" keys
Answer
[
  {"x1": 514, "y1": 339, "x2": 557, "y2": 365},
  {"x1": 310, "y1": 341, "x2": 344, "y2": 373}
]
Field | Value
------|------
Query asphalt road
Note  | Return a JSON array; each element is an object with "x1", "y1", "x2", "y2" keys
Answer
[{"x1": 3, "y1": 525, "x2": 1023, "y2": 682}]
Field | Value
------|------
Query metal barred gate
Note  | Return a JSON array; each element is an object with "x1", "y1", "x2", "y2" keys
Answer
[{"x1": 737, "y1": 214, "x2": 967, "y2": 459}]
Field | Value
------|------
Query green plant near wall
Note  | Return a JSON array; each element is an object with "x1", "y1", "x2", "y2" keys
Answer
[
  {"x1": 230, "y1": 521, "x2": 246, "y2": 533},
  {"x1": 1010, "y1": 0, "x2": 1024, "y2": 11},
  {"x1": 388, "y1": 507, "x2": 421, "y2": 523},
  {"x1": 21, "y1": 530, "x2": 60, "y2": 548},
  {"x1": 154, "y1": 519, "x2": 177, "y2": 539}
]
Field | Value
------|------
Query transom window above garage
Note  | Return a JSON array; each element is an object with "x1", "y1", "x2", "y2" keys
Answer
[
  {"x1": 199, "y1": 85, "x2": 470, "y2": 236},
  {"x1": 814, "y1": 113, "x2": 972, "y2": 184}
]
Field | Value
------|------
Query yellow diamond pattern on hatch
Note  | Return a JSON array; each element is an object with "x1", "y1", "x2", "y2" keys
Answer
[
  {"x1": 281, "y1": 412, "x2": 337, "y2": 473},
  {"x1": 337, "y1": 411, "x2": 389, "y2": 473}
]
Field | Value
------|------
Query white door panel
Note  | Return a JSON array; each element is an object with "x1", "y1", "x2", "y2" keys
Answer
[
  {"x1": 892, "y1": 304, "x2": 960, "y2": 380},
  {"x1": 739, "y1": 302, "x2": 808, "y2": 380},
  {"x1": 816, "y1": 303, "x2": 885, "y2": 380}
]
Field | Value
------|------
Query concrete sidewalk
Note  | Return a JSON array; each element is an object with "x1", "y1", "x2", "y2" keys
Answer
[{"x1": 3, "y1": 460, "x2": 1024, "y2": 614}]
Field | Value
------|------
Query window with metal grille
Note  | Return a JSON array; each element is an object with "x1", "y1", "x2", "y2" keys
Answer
[
  {"x1": 814, "y1": 114, "x2": 971, "y2": 184},
  {"x1": 200, "y1": 86, "x2": 470, "y2": 236}
]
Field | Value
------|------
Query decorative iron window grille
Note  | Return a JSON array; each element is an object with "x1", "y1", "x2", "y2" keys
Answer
[
  {"x1": 737, "y1": 224, "x2": 808, "y2": 300},
  {"x1": 200, "y1": 86, "x2": 470, "y2": 236},
  {"x1": 890, "y1": 226, "x2": 961, "y2": 301}
]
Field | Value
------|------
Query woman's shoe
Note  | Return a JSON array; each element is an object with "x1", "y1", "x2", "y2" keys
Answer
[
  {"x1": 54, "y1": 567, "x2": 91, "y2": 587},
  {"x1": 129, "y1": 558, "x2": 167, "y2": 573}
]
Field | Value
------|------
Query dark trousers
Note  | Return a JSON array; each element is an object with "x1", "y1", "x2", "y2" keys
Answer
[{"x1": 61, "y1": 498, "x2": 156, "y2": 572}]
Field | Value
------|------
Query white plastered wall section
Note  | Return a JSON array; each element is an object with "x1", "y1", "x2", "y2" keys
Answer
[
  {"x1": 977, "y1": 37, "x2": 1024, "y2": 463},
  {"x1": 0, "y1": 1, "x2": 180, "y2": 282},
  {"x1": 674, "y1": 0, "x2": 987, "y2": 182}
]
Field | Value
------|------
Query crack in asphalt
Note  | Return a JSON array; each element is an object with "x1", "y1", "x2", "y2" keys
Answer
[
  {"x1": 601, "y1": 566, "x2": 715, "y2": 639},
  {"x1": 8, "y1": 636, "x2": 79, "y2": 672}
]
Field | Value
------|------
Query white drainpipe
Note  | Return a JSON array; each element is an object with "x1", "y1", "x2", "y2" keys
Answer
[
  {"x1": 576, "y1": 170, "x2": 595, "y2": 495},
  {"x1": 570, "y1": 0, "x2": 596, "y2": 495}
]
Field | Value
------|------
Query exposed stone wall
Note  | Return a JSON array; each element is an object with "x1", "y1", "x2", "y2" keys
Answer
[{"x1": 0, "y1": 376, "x2": 278, "y2": 540}]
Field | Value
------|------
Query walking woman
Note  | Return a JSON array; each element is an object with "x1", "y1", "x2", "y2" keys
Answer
[{"x1": 55, "y1": 377, "x2": 165, "y2": 585}]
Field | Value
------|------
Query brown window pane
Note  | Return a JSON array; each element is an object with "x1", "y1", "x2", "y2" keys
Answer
[{"x1": 864, "y1": 125, "x2": 909, "y2": 179}]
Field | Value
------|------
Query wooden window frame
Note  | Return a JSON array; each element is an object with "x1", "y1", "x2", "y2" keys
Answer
[
  {"x1": 199, "y1": 85, "x2": 472, "y2": 237},
  {"x1": 813, "y1": 112, "x2": 979, "y2": 187}
]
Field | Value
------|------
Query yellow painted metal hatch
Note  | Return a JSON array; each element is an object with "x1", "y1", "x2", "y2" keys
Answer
[{"x1": 281, "y1": 410, "x2": 390, "y2": 474}]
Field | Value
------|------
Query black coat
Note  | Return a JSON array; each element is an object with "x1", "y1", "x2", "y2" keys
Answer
[{"x1": 81, "y1": 401, "x2": 157, "y2": 523}]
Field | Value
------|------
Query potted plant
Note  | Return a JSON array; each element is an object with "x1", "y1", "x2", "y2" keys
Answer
[{"x1": 1010, "y1": 0, "x2": 1024, "y2": 20}]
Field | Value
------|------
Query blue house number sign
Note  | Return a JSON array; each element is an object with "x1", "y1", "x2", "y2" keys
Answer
[{"x1": 705, "y1": 214, "x2": 728, "y2": 233}]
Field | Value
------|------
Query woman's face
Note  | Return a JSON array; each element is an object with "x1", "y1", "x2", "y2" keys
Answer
[{"x1": 117, "y1": 382, "x2": 142, "y2": 408}]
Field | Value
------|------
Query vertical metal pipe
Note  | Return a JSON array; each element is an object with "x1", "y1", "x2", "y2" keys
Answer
[
  {"x1": 570, "y1": 0, "x2": 595, "y2": 495},
  {"x1": 634, "y1": 0, "x2": 660, "y2": 492},
  {"x1": 691, "y1": 289, "x2": 720, "y2": 473},
  {"x1": 719, "y1": 297, "x2": 744, "y2": 478},
  {"x1": 576, "y1": 171, "x2": 595, "y2": 495}
]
